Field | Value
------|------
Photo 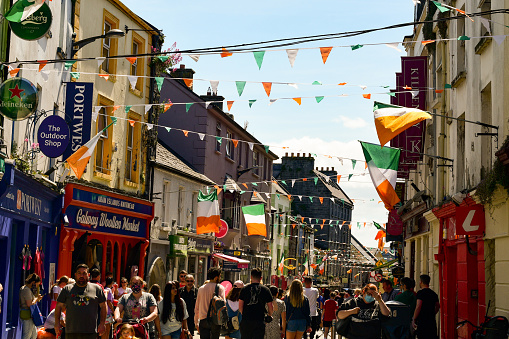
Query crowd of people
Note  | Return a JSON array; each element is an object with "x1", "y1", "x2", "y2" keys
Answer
[{"x1": 20, "y1": 265, "x2": 440, "y2": 339}]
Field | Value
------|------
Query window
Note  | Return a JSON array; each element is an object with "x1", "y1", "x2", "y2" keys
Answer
[
  {"x1": 215, "y1": 122, "x2": 222, "y2": 152},
  {"x1": 125, "y1": 115, "x2": 140, "y2": 183},
  {"x1": 102, "y1": 21, "x2": 111, "y2": 73},
  {"x1": 191, "y1": 192, "x2": 198, "y2": 231},
  {"x1": 245, "y1": 143, "x2": 249, "y2": 167},
  {"x1": 162, "y1": 180, "x2": 171, "y2": 224},
  {"x1": 253, "y1": 151, "x2": 259, "y2": 175},
  {"x1": 131, "y1": 33, "x2": 145, "y2": 92},
  {"x1": 131, "y1": 41, "x2": 139, "y2": 76},
  {"x1": 456, "y1": 113, "x2": 466, "y2": 191},
  {"x1": 481, "y1": 83, "x2": 492, "y2": 177},
  {"x1": 455, "y1": 9, "x2": 466, "y2": 75},
  {"x1": 178, "y1": 187, "x2": 184, "y2": 227},
  {"x1": 101, "y1": 10, "x2": 119, "y2": 75},
  {"x1": 226, "y1": 130, "x2": 234, "y2": 160},
  {"x1": 95, "y1": 108, "x2": 110, "y2": 174}
]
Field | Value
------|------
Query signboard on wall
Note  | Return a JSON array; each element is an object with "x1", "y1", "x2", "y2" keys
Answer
[
  {"x1": 0, "y1": 77, "x2": 38, "y2": 120},
  {"x1": 63, "y1": 82, "x2": 93, "y2": 160},
  {"x1": 169, "y1": 235, "x2": 188, "y2": 258},
  {"x1": 9, "y1": 3, "x2": 52, "y2": 40},
  {"x1": 37, "y1": 115, "x2": 70, "y2": 158},
  {"x1": 456, "y1": 205, "x2": 485, "y2": 236},
  {"x1": 223, "y1": 249, "x2": 243, "y2": 272}
]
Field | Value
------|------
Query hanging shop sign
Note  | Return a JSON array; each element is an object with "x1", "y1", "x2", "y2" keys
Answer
[
  {"x1": 391, "y1": 266, "x2": 405, "y2": 278},
  {"x1": 9, "y1": 3, "x2": 53, "y2": 41},
  {"x1": 0, "y1": 77, "x2": 38, "y2": 121},
  {"x1": 71, "y1": 186, "x2": 153, "y2": 215},
  {"x1": 283, "y1": 258, "x2": 298, "y2": 270},
  {"x1": 169, "y1": 235, "x2": 188, "y2": 258},
  {"x1": 455, "y1": 204, "x2": 485, "y2": 236},
  {"x1": 37, "y1": 115, "x2": 70, "y2": 158},
  {"x1": 187, "y1": 237, "x2": 212, "y2": 254},
  {"x1": 386, "y1": 209, "x2": 404, "y2": 242},
  {"x1": 215, "y1": 219, "x2": 228, "y2": 238},
  {"x1": 63, "y1": 82, "x2": 93, "y2": 160},
  {"x1": 223, "y1": 249, "x2": 243, "y2": 272}
]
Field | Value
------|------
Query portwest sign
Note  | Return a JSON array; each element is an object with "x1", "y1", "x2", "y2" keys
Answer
[
  {"x1": 0, "y1": 77, "x2": 38, "y2": 120},
  {"x1": 63, "y1": 82, "x2": 93, "y2": 161},
  {"x1": 9, "y1": 3, "x2": 52, "y2": 41},
  {"x1": 37, "y1": 115, "x2": 70, "y2": 158}
]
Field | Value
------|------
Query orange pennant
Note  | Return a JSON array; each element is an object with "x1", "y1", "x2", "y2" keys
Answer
[
  {"x1": 338, "y1": 82, "x2": 347, "y2": 86},
  {"x1": 183, "y1": 130, "x2": 189, "y2": 137},
  {"x1": 363, "y1": 222, "x2": 366, "y2": 227},
  {"x1": 112, "y1": 105, "x2": 121, "y2": 113},
  {"x1": 183, "y1": 78, "x2": 193, "y2": 88},
  {"x1": 126, "y1": 57, "x2": 137, "y2": 65},
  {"x1": 232, "y1": 139, "x2": 239, "y2": 148},
  {"x1": 365, "y1": 161, "x2": 368, "y2": 169},
  {"x1": 301, "y1": 217, "x2": 304, "y2": 223},
  {"x1": 38, "y1": 60, "x2": 47, "y2": 72},
  {"x1": 320, "y1": 47, "x2": 333, "y2": 64},
  {"x1": 435, "y1": 89, "x2": 444, "y2": 94},
  {"x1": 320, "y1": 224, "x2": 324, "y2": 230},
  {"x1": 128, "y1": 120, "x2": 135, "y2": 127},
  {"x1": 303, "y1": 178, "x2": 308, "y2": 182},
  {"x1": 287, "y1": 195, "x2": 292, "y2": 201},
  {"x1": 262, "y1": 82, "x2": 272, "y2": 97},
  {"x1": 217, "y1": 188, "x2": 222, "y2": 194},
  {"x1": 164, "y1": 103, "x2": 173, "y2": 112},
  {"x1": 242, "y1": 183, "x2": 248, "y2": 189},
  {"x1": 293, "y1": 98, "x2": 302, "y2": 105},
  {"x1": 337, "y1": 175, "x2": 341, "y2": 183},
  {"x1": 253, "y1": 191, "x2": 257, "y2": 197},
  {"x1": 9, "y1": 68, "x2": 20, "y2": 77},
  {"x1": 362, "y1": 94, "x2": 371, "y2": 99},
  {"x1": 456, "y1": 8, "x2": 466, "y2": 14},
  {"x1": 227, "y1": 101, "x2": 234, "y2": 111},
  {"x1": 403, "y1": 86, "x2": 412, "y2": 90},
  {"x1": 349, "y1": 224, "x2": 352, "y2": 229},
  {"x1": 422, "y1": 40, "x2": 435, "y2": 46},
  {"x1": 323, "y1": 219, "x2": 326, "y2": 224},
  {"x1": 221, "y1": 47, "x2": 232, "y2": 58},
  {"x1": 319, "y1": 197, "x2": 324, "y2": 204},
  {"x1": 98, "y1": 74, "x2": 109, "y2": 81}
]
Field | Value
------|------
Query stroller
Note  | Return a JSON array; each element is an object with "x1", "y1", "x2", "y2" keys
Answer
[{"x1": 113, "y1": 320, "x2": 149, "y2": 339}]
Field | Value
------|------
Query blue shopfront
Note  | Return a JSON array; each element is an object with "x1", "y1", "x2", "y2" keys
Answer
[{"x1": 0, "y1": 162, "x2": 62, "y2": 339}]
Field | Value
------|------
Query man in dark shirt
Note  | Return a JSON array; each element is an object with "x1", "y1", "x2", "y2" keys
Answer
[
  {"x1": 179, "y1": 274, "x2": 198, "y2": 336},
  {"x1": 239, "y1": 268, "x2": 273, "y2": 339},
  {"x1": 412, "y1": 274, "x2": 440, "y2": 339}
]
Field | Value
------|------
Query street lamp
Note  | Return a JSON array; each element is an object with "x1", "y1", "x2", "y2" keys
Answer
[{"x1": 71, "y1": 29, "x2": 125, "y2": 57}]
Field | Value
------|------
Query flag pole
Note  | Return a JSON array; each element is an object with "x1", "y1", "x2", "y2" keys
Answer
[{"x1": 427, "y1": 112, "x2": 498, "y2": 130}]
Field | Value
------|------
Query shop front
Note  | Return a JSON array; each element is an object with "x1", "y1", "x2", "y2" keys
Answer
[
  {"x1": 0, "y1": 162, "x2": 62, "y2": 339},
  {"x1": 58, "y1": 183, "x2": 154, "y2": 283}
]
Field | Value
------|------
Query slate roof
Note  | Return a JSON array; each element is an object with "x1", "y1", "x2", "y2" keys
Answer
[
  {"x1": 351, "y1": 235, "x2": 377, "y2": 264},
  {"x1": 155, "y1": 143, "x2": 216, "y2": 185},
  {"x1": 313, "y1": 169, "x2": 354, "y2": 205}
]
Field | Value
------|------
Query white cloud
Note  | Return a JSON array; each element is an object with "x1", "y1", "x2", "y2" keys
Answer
[{"x1": 333, "y1": 116, "x2": 368, "y2": 129}]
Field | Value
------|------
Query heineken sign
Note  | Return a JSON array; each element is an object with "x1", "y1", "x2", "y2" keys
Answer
[
  {"x1": 9, "y1": 3, "x2": 52, "y2": 40},
  {"x1": 0, "y1": 78, "x2": 38, "y2": 121}
]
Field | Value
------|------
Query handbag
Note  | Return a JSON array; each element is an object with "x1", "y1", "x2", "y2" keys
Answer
[
  {"x1": 179, "y1": 329, "x2": 191, "y2": 339},
  {"x1": 30, "y1": 303, "x2": 44, "y2": 326},
  {"x1": 20, "y1": 309, "x2": 32, "y2": 320},
  {"x1": 335, "y1": 315, "x2": 352, "y2": 336}
]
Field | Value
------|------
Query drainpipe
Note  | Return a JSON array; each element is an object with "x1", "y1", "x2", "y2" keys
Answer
[{"x1": 438, "y1": 41, "x2": 448, "y2": 202}]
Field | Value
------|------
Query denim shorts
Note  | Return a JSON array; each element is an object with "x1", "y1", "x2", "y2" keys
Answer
[
  {"x1": 162, "y1": 327, "x2": 181, "y2": 339},
  {"x1": 287, "y1": 319, "x2": 307, "y2": 332}
]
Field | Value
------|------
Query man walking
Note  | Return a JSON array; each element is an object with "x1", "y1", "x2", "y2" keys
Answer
[
  {"x1": 194, "y1": 267, "x2": 225, "y2": 339},
  {"x1": 179, "y1": 270, "x2": 188, "y2": 288},
  {"x1": 381, "y1": 279, "x2": 400, "y2": 302},
  {"x1": 239, "y1": 268, "x2": 273, "y2": 339},
  {"x1": 412, "y1": 274, "x2": 440, "y2": 339},
  {"x1": 303, "y1": 276, "x2": 320, "y2": 339},
  {"x1": 55, "y1": 264, "x2": 107, "y2": 339},
  {"x1": 180, "y1": 274, "x2": 198, "y2": 336}
]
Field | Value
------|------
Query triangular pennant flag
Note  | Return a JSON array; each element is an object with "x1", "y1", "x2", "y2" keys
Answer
[
  {"x1": 337, "y1": 175, "x2": 341, "y2": 183},
  {"x1": 319, "y1": 47, "x2": 333, "y2": 64},
  {"x1": 312, "y1": 81, "x2": 322, "y2": 85},
  {"x1": 165, "y1": 127, "x2": 171, "y2": 133},
  {"x1": 363, "y1": 94, "x2": 371, "y2": 99},
  {"x1": 281, "y1": 180, "x2": 287, "y2": 185},
  {"x1": 111, "y1": 106, "x2": 121, "y2": 115},
  {"x1": 264, "y1": 145, "x2": 269, "y2": 153},
  {"x1": 365, "y1": 161, "x2": 368, "y2": 169},
  {"x1": 183, "y1": 130, "x2": 189, "y2": 137},
  {"x1": 146, "y1": 124, "x2": 153, "y2": 130},
  {"x1": 128, "y1": 120, "x2": 135, "y2": 127},
  {"x1": 221, "y1": 47, "x2": 233, "y2": 58},
  {"x1": 351, "y1": 44, "x2": 363, "y2": 50},
  {"x1": 253, "y1": 51, "x2": 265, "y2": 70},
  {"x1": 480, "y1": 17, "x2": 491, "y2": 35},
  {"x1": 205, "y1": 102, "x2": 212, "y2": 109},
  {"x1": 348, "y1": 174, "x2": 353, "y2": 181},
  {"x1": 410, "y1": 91, "x2": 419, "y2": 98},
  {"x1": 249, "y1": 100, "x2": 256, "y2": 108},
  {"x1": 198, "y1": 133, "x2": 205, "y2": 140},
  {"x1": 435, "y1": 90, "x2": 444, "y2": 94},
  {"x1": 99, "y1": 74, "x2": 109, "y2": 81},
  {"x1": 232, "y1": 139, "x2": 239, "y2": 148},
  {"x1": 360, "y1": 85, "x2": 368, "y2": 90},
  {"x1": 298, "y1": 196, "x2": 302, "y2": 201},
  {"x1": 422, "y1": 40, "x2": 435, "y2": 46},
  {"x1": 189, "y1": 54, "x2": 200, "y2": 62},
  {"x1": 319, "y1": 197, "x2": 324, "y2": 204},
  {"x1": 164, "y1": 103, "x2": 173, "y2": 112},
  {"x1": 293, "y1": 98, "x2": 302, "y2": 105},
  {"x1": 96, "y1": 57, "x2": 106, "y2": 68},
  {"x1": 157, "y1": 55, "x2": 170, "y2": 62},
  {"x1": 248, "y1": 142, "x2": 254, "y2": 151},
  {"x1": 315, "y1": 96, "x2": 324, "y2": 103},
  {"x1": 38, "y1": 60, "x2": 47, "y2": 72},
  {"x1": 155, "y1": 77, "x2": 164, "y2": 91},
  {"x1": 210, "y1": 80, "x2": 219, "y2": 94},
  {"x1": 92, "y1": 106, "x2": 101, "y2": 122},
  {"x1": 262, "y1": 82, "x2": 272, "y2": 97},
  {"x1": 388, "y1": 92, "x2": 397, "y2": 97},
  {"x1": 352, "y1": 159, "x2": 357, "y2": 169},
  {"x1": 314, "y1": 177, "x2": 318, "y2": 185},
  {"x1": 457, "y1": 35, "x2": 470, "y2": 41},
  {"x1": 185, "y1": 103, "x2": 193, "y2": 113},
  {"x1": 291, "y1": 179, "x2": 295, "y2": 187},
  {"x1": 303, "y1": 178, "x2": 308, "y2": 182},
  {"x1": 126, "y1": 57, "x2": 137, "y2": 65},
  {"x1": 432, "y1": 1, "x2": 450, "y2": 12},
  {"x1": 227, "y1": 101, "x2": 234, "y2": 111},
  {"x1": 144, "y1": 104, "x2": 152, "y2": 114},
  {"x1": 40, "y1": 70, "x2": 50, "y2": 82},
  {"x1": 288, "y1": 83, "x2": 298, "y2": 89},
  {"x1": 286, "y1": 49, "x2": 298, "y2": 67},
  {"x1": 110, "y1": 116, "x2": 118, "y2": 125},
  {"x1": 236, "y1": 81, "x2": 246, "y2": 96},
  {"x1": 385, "y1": 43, "x2": 402, "y2": 52},
  {"x1": 338, "y1": 82, "x2": 347, "y2": 86},
  {"x1": 444, "y1": 84, "x2": 452, "y2": 89},
  {"x1": 215, "y1": 136, "x2": 222, "y2": 144},
  {"x1": 64, "y1": 60, "x2": 76, "y2": 70},
  {"x1": 183, "y1": 78, "x2": 193, "y2": 88},
  {"x1": 309, "y1": 197, "x2": 313, "y2": 203},
  {"x1": 493, "y1": 35, "x2": 506, "y2": 45},
  {"x1": 125, "y1": 105, "x2": 132, "y2": 113},
  {"x1": 269, "y1": 99, "x2": 278, "y2": 106},
  {"x1": 9, "y1": 68, "x2": 20, "y2": 77}
]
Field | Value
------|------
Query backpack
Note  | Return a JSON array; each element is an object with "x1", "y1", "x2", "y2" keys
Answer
[{"x1": 207, "y1": 284, "x2": 227, "y2": 327}]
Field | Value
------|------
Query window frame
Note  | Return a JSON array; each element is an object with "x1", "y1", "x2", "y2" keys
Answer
[
  {"x1": 130, "y1": 32, "x2": 146, "y2": 93},
  {"x1": 101, "y1": 10, "x2": 119, "y2": 76},
  {"x1": 215, "y1": 122, "x2": 222, "y2": 153},
  {"x1": 94, "y1": 95, "x2": 114, "y2": 177},
  {"x1": 226, "y1": 130, "x2": 234, "y2": 160},
  {"x1": 125, "y1": 112, "x2": 141, "y2": 184}
]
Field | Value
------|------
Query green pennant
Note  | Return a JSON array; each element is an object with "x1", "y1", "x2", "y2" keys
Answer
[
  {"x1": 249, "y1": 99, "x2": 256, "y2": 108},
  {"x1": 373, "y1": 221, "x2": 382, "y2": 230},
  {"x1": 155, "y1": 77, "x2": 164, "y2": 91},
  {"x1": 240, "y1": 190, "x2": 245, "y2": 195},
  {"x1": 315, "y1": 96, "x2": 324, "y2": 103},
  {"x1": 312, "y1": 81, "x2": 322, "y2": 85},
  {"x1": 186, "y1": 103, "x2": 193, "y2": 112},
  {"x1": 352, "y1": 159, "x2": 357, "y2": 169},
  {"x1": 315, "y1": 219, "x2": 319, "y2": 223},
  {"x1": 158, "y1": 56, "x2": 170, "y2": 62},
  {"x1": 281, "y1": 180, "x2": 287, "y2": 185},
  {"x1": 341, "y1": 199, "x2": 344, "y2": 206},
  {"x1": 223, "y1": 185, "x2": 227, "y2": 191},
  {"x1": 311, "y1": 153, "x2": 317, "y2": 157},
  {"x1": 64, "y1": 60, "x2": 77, "y2": 70},
  {"x1": 253, "y1": 51, "x2": 265, "y2": 70},
  {"x1": 125, "y1": 105, "x2": 132, "y2": 113},
  {"x1": 252, "y1": 182, "x2": 258, "y2": 186},
  {"x1": 357, "y1": 222, "x2": 361, "y2": 229},
  {"x1": 432, "y1": 1, "x2": 450, "y2": 12},
  {"x1": 165, "y1": 127, "x2": 171, "y2": 133},
  {"x1": 458, "y1": 35, "x2": 470, "y2": 41},
  {"x1": 382, "y1": 85, "x2": 390, "y2": 88},
  {"x1": 309, "y1": 197, "x2": 313, "y2": 203},
  {"x1": 236, "y1": 81, "x2": 246, "y2": 96},
  {"x1": 70, "y1": 72, "x2": 80, "y2": 79},
  {"x1": 264, "y1": 145, "x2": 269, "y2": 153},
  {"x1": 314, "y1": 177, "x2": 318, "y2": 185},
  {"x1": 215, "y1": 136, "x2": 222, "y2": 145},
  {"x1": 110, "y1": 116, "x2": 117, "y2": 125},
  {"x1": 388, "y1": 92, "x2": 397, "y2": 97},
  {"x1": 276, "y1": 194, "x2": 280, "y2": 199},
  {"x1": 444, "y1": 84, "x2": 452, "y2": 89},
  {"x1": 351, "y1": 44, "x2": 363, "y2": 50},
  {"x1": 348, "y1": 174, "x2": 353, "y2": 181}
]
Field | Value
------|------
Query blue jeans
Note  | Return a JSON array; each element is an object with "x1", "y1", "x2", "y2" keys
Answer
[
  {"x1": 169, "y1": 328, "x2": 181, "y2": 339},
  {"x1": 287, "y1": 319, "x2": 307, "y2": 332}
]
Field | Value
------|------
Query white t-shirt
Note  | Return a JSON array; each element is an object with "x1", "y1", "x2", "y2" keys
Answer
[
  {"x1": 52, "y1": 285, "x2": 62, "y2": 301},
  {"x1": 157, "y1": 298, "x2": 189, "y2": 335},
  {"x1": 303, "y1": 287, "x2": 319, "y2": 316},
  {"x1": 44, "y1": 309, "x2": 65, "y2": 329},
  {"x1": 227, "y1": 300, "x2": 239, "y2": 312},
  {"x1": 117, "y1": 287, "x2": 132, "y2": 298}
]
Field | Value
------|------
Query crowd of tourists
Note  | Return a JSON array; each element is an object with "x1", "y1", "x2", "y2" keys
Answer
[{"x1": 20, "y1": 265, "x2": 440, "y2": 339}]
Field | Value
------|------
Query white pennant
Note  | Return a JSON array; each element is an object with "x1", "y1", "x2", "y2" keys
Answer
[
  {"x1": 210, "y1": 80, "x2": 219, "y2": 95},
  {"x1": 92, "y1": 106, "x2": 101, "y2": 122},
  {"x1": 480, "y1": 17, "x2": 491, "y2": 35},
  {"x1": 96, "y1": 57, "x2": 106, "y2": 68},
  {"x1": 325, "y1": 176, "x2": 330, "y2": 183},
  {"x1": 248, "y1": 142, "x2": 254, "y2": 151},
  {"x1": 298, "y1": 196, "x2": 302, "y2": 201},
  {"x1": 198, "y1": 133, "x2": 205, "y2": 140},
  {"x1": 412, "y1": 0, "x2": 420, "y2": 5},
  {"x1": 189, "y1": 54, "x2": 200, "y2": 62},
  {"x1": 288, "y1": 83, "x2": 298, "y2": 89},
  {"x1": 265, "y1": 193, "x2": 270, "y2": 198},
  {"x1": 144, "y1": 104, "x2": 152, "y2": 114},
  {"x1": 127, "y1": 75, "x2": 138, "y2": 89},
  {"x1": 268, "y1": 99, "x2": 278, "y2": 106},
  {"x1": 330, "y1": 198, "x2": 335, "y2": 203},
  {"x1": 410, "y1": 90, "x2": 419, "y2": 98},
  {"x1": 338, "y1": 157, "x2": 344, "y2": 165},
  {"x1": 286, "y1": 49, "x2": 298, "y2": 67},
  {"x1": 359, "y1": 85, "x2": 367, "y2": 90},
  {"x1": 205, "y1": 102, "x2": 212, "y2": 109},
  {"x1": 291, "y1": 179, "x2": 295, "y2": 187},
  {"x1": 493, "y1": 35, "x2": 506, "y2": 45},
  {"x1": 329, "y1": 220, "x2": 333, "y2": 224},
  {"x1": 385, "y1": 43, "x2": 402, "y2": 52},
  {"x1": 146, "y1": 124, "x2": 153, "y2": 130},
  {"x1": 40, "y1": 70, "x2": 50, "y2": 82}
]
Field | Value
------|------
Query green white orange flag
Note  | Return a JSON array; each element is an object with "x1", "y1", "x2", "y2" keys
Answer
[
  {"x1": 5, "y1": 0, "x2": 45, "y2": 22},
  {"x1": 361, "y1": 141, "x2": 401, "y2": 211},
  {"x1": 66, "y1": 122, "x2": 114, "y2": 179},
  {"x1": 373, "y1": 101, "x2": 432, "y2": 146},
  {"x1": 196, "y1": 190, "x2": 220, "y2": 234},
  {"x1": 303, "y1": 255, "x2": 309, "y2": 275},
  {"x1": 278, "y1": 252, "x2": 285, "y2": 275},
  {"x1": 242, "y1": 204, "x2": 266, "y2": 236}
]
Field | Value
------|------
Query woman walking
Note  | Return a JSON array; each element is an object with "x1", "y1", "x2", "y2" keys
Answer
[
  {"x1": 115, "y1": 277, "x2": 132, "y2": 300},
  {"x1": 50, "y1": 276, "x2": 68, "y2": 311},
  {"x1": 150, "y1": 284, "x2": 163, "y2": 303},
  {"x1": 322, "y1": 291, "x2": 339, "y2": 339},
  {"x1": 284, "y1": 279, "x2": 311, "y2": 339},
  {"x1": 225, "y1": 280, "x2": 243, "y2": 339},
  {"x1": 158, "y1": 281, "x2": 189, "y2": 339},
  {"x1": 264, "y1": 285, "x2": 286, "y2": 339},
  {"x1": 19, "y1": 273, "x2": 43, "y2": 339}
]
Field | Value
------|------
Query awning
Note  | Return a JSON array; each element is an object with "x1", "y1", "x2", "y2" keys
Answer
[{"x1": 213, "y1": 253, "x2": 250, "y2": 269}]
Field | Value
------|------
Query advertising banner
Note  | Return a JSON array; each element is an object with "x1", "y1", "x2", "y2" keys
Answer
[
  {"x1": 169, "y1": 235, "x2": 188, "y2": 258},
  {"x1": 71, "y1": 187, "x2": 153, "y2": 216},
  {"x1": 63, "y1": 82, "x2": 93, "y2": 160}
]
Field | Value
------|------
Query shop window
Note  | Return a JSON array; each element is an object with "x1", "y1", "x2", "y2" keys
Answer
[
  {"x1": 125, "y1": 114, "x2": 140, "y2": 183},
  {"x1": 131, "y1": 32, "x2": 145, "y2": 92},
  {"x1": 86, "y1": 239, "x2": 103, "y2": 271},
  {"x1": 101, "y1": 10, "x2": 119, "y2": 75}
]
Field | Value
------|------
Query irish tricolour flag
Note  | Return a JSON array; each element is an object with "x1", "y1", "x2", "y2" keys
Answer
[
  {"x1": 5, "y1": 0, "x2": 45, "y2": 22},
  {"x1": 373, "y1": 102, "x2": 432, "y2": 147},
  {"x1": 242, "y1": 204, "x2": 266, "y2": 237},
  {"x1": 196, "y1": 191, "x2": 220, "y2": 234},
  {"x1": 361, "y1": 141, "x2": 401, "y2": 211}
]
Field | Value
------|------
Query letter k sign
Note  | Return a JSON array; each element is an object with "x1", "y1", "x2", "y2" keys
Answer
[{"x1": 455, "y1": 205, "x2": 485, "y2": 236}]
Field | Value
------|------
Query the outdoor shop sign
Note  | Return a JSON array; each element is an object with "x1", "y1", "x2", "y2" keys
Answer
[
  {"x1": 0, "y1": 77, "x2": 38, "y2": 120},
  {"x1": 37, "y1": 115, "x2": 70, "y2": 158},
  {"x1": 9, "y1": 3, "x2": 53, "y2": 40},
  {"x1": 169, "y1": 235, "x2": 188, "y2": 258}
]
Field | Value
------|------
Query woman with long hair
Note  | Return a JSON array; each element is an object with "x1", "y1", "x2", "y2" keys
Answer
[
  {"x1": 284, "y1": 280, "x2": 311, "y2": 339},
  {"x1": 264, "y1": 285, "x2": 286, "y2": 339},
  {"x1": 149, "y1": 284, "x2": 163, "y2": 302},
  {"x1": 19, "y1": 273, "x2": 43, "y2": 339},
  {"x1": 115, "y1": 277, "x2": 132, "y2": 299},
  {"x1": 50, "y1": 275, "x2": 69, "y2": 310},
  {"x1": 158, "y1": 281, "x2": 189, "y2": 339},
  {"x1": 225, "y1": 280, "x2": 243, "y2": 339}
]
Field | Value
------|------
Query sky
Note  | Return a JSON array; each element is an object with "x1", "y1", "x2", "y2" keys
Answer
[{"x1": 122, "y1": 0, "x2": 417, "y2": 247}]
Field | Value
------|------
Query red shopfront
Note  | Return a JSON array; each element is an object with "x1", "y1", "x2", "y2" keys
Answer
[
  {"x1": 58, "y1": 183, "x2": 154, "y2": 282},
  {"x1": 433, "y1": 197, "x2": 486, "y2": 339}
]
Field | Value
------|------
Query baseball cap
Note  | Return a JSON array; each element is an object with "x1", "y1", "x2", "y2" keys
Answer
[{"x1": 233, "y1": 280, "x2": 245, "y2": 288}]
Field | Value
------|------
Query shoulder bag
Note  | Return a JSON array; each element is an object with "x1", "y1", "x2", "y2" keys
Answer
[{"x1": 335, "y1": 298, "x2": 357, "y2": 336}]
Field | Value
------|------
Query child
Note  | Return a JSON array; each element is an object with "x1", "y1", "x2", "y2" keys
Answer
[{"x1": 120, "y1": 324, "x2": 139, "y2": 339}]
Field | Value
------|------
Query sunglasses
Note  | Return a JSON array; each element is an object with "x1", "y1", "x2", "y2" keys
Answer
[{"x1": 186, "y1": 280, "x2": 194, "y2": 283}]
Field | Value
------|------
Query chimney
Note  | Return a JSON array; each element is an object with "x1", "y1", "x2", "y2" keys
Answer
[
  {"x1": 291, "y1": 153, "x2": 294, "y2": 157},
  {"x1": 326, "y1": 167, "x2": 329, "y2": 171},
  {"x1": 331, "y1": 167, "x2": 334, "y2": 171},
  {"x1": 200, "y1": 89, "x2": 225, "y2": 111},
  {"x1": 297, "y1": 153, "x2": 300, "y2": 157},
  {"x1": 285, "y1": 152, "x2": 288, "y2": 156},
  {"x1": 308, "y1": 153, "x2": 312, "y2": 158},
  {"x1": 170, "y1": 64, "x2": 195, "y2": 90}
]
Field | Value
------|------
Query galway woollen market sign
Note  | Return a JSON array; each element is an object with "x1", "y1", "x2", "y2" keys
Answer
[
  {"x1": 0, "y1": 77, "x2": 38, "y2": 120},
  {"x1": 9, "y1": 2, "x2": 53, "y2": 40}
]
